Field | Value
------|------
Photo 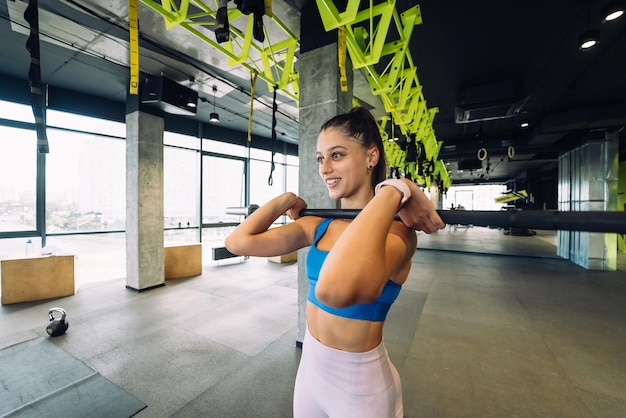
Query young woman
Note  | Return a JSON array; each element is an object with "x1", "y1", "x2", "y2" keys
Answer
[{"x1": 225, "y1": 107, "x2": 444, "y2": 417}]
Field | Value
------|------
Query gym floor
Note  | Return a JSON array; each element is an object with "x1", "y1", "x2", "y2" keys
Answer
[{"x1": 1, "y1": 227, "x2": 625, "y2": 417}]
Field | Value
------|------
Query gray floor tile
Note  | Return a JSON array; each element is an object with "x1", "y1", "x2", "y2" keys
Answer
[
  {"x1": 88, "y1": 326, "x2": 251, "y2": 418},
  {"x1": 170, "y1": 329, "x2": 300, "y2": 418},
  {"x1": 2, "y1": 229, "x2": 625, "y2": 417}
]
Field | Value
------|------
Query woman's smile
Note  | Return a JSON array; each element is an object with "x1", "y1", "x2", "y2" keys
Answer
[{"x1": 325, "y1": 177, "x2": 340, "y2": 188}]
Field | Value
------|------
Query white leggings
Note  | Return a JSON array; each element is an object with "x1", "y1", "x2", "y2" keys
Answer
[{"x1": 293, "y1": 327, "x2": 403, "y2": 418}]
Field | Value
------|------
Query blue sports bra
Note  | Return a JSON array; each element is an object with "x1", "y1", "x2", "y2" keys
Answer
[{"x1": 306, "y1": 218, "x2": 401, "y2": 322}]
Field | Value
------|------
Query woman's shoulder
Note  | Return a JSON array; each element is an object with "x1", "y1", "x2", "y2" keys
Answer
[
  {"x1": 294, "y1": 216, "x2": 326, "y2": 245},
  {"x1": 390, "y1": 219, "x2": 418, "y2": 247}
]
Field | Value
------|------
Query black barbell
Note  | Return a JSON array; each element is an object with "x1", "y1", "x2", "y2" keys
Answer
[
  {"x1": 226, "y1": 205, "x2": 626, "y2": 234},
  {"x1": 299, "y1": 209, "x2": 626, "y2": 234}
]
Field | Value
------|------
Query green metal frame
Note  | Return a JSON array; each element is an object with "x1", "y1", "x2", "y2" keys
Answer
[
  {"x1": 138, "y1": 0, "x2": 450, "y2": 188},
  {"x1": 316, "y1": 0, "x2": 450, "y2": 189},
  {"x1": 139, "y1": 0, "x2": 300, "y2": 102}
]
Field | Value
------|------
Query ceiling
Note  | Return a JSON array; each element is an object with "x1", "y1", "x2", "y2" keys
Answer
[{"x1": 1, "y1": 0, "x2": 625, "y2": 186}]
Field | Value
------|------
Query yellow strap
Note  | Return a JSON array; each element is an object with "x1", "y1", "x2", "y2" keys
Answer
[
  {"x1": 128, "y1": 0, "x2": 139, "y2": 95},
  {"x1": 264, "y1": 0, "x2": 273, "y2": 17},
  {"x1": 338, "y1": 26, "x2": 348, "y2": 92},
  {"x1": 248, "y1": 70, "x2": 258, "y2": 142}
]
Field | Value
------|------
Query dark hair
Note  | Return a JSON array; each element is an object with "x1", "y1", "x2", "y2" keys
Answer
[{"x1": 320, "y1": 107, "x2": 387, "y2": 189}]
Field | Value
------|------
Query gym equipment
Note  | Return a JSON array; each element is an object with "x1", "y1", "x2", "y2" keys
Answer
[
  {"x1": 225, "y1": 205, "x2": 260, "y2": 216},
  {"x1": 299, "y1": 209, "x2": 626, "y2": 234},
  {"x1": 214, "y1": 0, "x2": 230, "y2": 43},
  {"x1": 46, "y1": 307, "x2": 69, "y2": 337},
  {"x1": 213, "y1": 205, "x2": 260, "y2": 262}
]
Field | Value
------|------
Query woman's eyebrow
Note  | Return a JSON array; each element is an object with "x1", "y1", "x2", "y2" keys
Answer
[{"x1": 317, "y1": 145, "x2": 348, "y2": 154}]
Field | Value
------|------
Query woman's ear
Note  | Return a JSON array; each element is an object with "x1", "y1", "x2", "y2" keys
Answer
[{"x1": 368, "y1": 146, "x2": 380, "y2": 168}]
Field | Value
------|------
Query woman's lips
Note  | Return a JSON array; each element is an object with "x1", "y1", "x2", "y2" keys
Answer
[{"x1": 325, "y1": 178, "x2": 339, "y2": 188}]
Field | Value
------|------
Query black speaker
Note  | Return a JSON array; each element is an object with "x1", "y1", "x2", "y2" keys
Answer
[{"x1": 141, "y1": 76, "x2": 198, "y2": 116}]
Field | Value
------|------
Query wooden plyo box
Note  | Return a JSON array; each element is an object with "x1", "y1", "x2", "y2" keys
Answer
[
  {"x1": 1, "y1": 255, "x2": 76, "y2": 305},
  {"x1": 268, "y1": 251, "x2": 298, "y2": 264},
  {"x1": 164, "y1": 243, "x2": 202, "y2": 279}
]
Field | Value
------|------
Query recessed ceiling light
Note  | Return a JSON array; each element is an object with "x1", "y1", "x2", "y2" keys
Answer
[
  {"x1": 578, "y1": 29, "x2": 600, "y2": 50},
  {"x1": 602, "y1": 1, "x2": 625, "y2": 22}
]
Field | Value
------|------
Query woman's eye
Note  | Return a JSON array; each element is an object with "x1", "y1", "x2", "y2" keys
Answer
[
  {"x1": 332, "y1": 153, "x2": 342, "y2": 159},
  {"x1": 316, "y1": 156, "x2": 323, "y2": 164}
]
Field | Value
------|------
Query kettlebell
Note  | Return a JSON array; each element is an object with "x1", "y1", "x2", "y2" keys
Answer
[{"x1": 46, "y1": 307, "x2": 69, "y2": 337}]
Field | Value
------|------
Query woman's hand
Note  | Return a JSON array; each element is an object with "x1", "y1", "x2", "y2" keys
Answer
[
  {"x1": 285, "y1": 195, "x2": 307, "y2": 220},
  {"x1": 397, "y1": 179, "x2": 446, "y2": 233}
]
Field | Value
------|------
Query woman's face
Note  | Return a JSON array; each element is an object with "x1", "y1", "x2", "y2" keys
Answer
[{"x1": 316, "y1": 128, "x2": 377, "y2": 202}]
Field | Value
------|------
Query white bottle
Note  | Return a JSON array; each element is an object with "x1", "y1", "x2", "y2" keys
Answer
[{"x1": 25, "y1": 239, "x2": 33, "y2": 257}]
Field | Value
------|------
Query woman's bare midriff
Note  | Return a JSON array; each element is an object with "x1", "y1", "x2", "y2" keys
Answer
[{"x1": 306, "y1": 302, "x2": 385, "y2": 352}]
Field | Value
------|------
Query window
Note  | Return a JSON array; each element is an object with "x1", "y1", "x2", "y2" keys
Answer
[
  {"x1": 165, "y1": 131, "x2": 199, "y2": 149},
  {"x1": 202, "y1": 155, "x2": 245, "y2": 225},
  {"x1": 46, "y1": 128, "x2": 125, "y2": 233},
  {"x1": 164, "y1": 146, "x2": 200, "y2": 243},
  {"x1": 0, "y1": 100, "x2": 35, "y2": 124},
  {"x1": 47, "y1": 110, "x2": 125, "y2": 137},
  {"x1": 0, "y1": 95, "x2": 301, "y2": 281},
  {"x1": 0, "y1": 237, "x2": 42, "y2": 259},
  {"x1": 250, "y1": 158, "x2": 285, "y2": 206},
  {"x1": 0, "y1": 126, "x2": 37, "y2": 233},
  {"x1": 286, "y1": 164, "x2": 299, "y2": 195},
  {"x1": 202, "y1": 138, "x2": 247, "y2": 157},
  {"x1": 249, "y1": 147, "x2": 272, "y2": 160},
  {"x1": 442, "y1": 184, "x2": 507, "y2": 211}
]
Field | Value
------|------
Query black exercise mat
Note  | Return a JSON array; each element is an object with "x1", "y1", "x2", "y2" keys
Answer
[{"x1": 0, "y1": 338, "x2": 146, "y2": 418}]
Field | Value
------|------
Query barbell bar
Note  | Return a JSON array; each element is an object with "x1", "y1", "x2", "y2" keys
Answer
[
  {"x1": 226, "y1": 205, "x2": 260, "y2": 217},
  {"x1": 299, "y1": 209, "x2": 626, "y2": 234}
]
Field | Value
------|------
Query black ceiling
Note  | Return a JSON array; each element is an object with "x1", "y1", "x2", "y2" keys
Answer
[
  {"x1": 403, "y1": 0, "x2": 626, "y2": 184},
  {"x1": 1, "y1": 0, "x2": 625, "y2": 185}
]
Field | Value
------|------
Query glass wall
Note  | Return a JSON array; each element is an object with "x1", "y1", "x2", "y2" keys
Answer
[
  {"x1": 0, "y1": 100, "x2": 35, "y2": 123},
  {"x1": 164, "y1": 144, "x2": 200, "y2": 244},
  {"x1": 442, "y1": 184, "x2": 507, "y2": 211},
  {"x1": 201, "y1": 154, "x2": 245, "y2": 247},
  {"x1": 286, "y1": 154, "x2": 299, "y2": 195},
  {"x1": 46, "y1": 110, "x2": 126, "y2": 138},
  {"x1": 0, "y1": 97, "x2": 299, "y2": 284},
  {"x1": 46, "y1": 129, "x2": 126, "y2": 234},
  {"x1": 0, "y1": 125, "x2": 37, "y2": 235},
  {"x1": 250, "y1": 159, "x2": 285, "y2": 206}
]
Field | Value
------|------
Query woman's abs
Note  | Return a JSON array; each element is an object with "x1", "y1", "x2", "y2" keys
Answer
[{"x1": 306, "y1": 303, "x2": 384, "y2": 352}]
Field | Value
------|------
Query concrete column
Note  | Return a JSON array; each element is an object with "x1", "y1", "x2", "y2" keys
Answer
[
  {"x1": 125, "y1": 110, "x2": 165, "y2": 290},
  {"x1": 429, "y1": 185, "x2": 441, "y2": 209},
  {"x1": 296, "y1": 42, "x2": 353, "y2": 344},
  {"x1": 557, "y1": 131, "x2": 618, "y2": 270}
]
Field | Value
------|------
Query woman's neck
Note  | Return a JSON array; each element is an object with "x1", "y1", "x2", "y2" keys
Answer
[{"x1": 340, "y1": 187, "x2": 375, "y2": 209}]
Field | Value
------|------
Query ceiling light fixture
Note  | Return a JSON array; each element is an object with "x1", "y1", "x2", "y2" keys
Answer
[
  {"x1": 579, "y1": 5, "x2": 600, "y2": 50},
  {"x1": 579, "y1": 29, "x2": 600, "y2": 49},
  {"x1": 602, "y1": 1, "x2": 625, "y2": 22},
  {"x1": 187, "y1": 77, "x2": 197, "y2": 108},
  {"x1": 520, "y1": 120, "x2": 529, "y2": 128},
  {"x1": 209, "y1": 85, "x2": 219, "y2": 123}
]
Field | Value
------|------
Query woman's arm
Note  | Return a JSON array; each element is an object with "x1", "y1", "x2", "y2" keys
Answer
[
  {"x1": 225, "y1": 192, "x2": 314, "y2": 257},
  {"x1": 397, "y1": 179, "x2": 446, "y2": 233},
  {"x1": 315, "y1": 186, "x2": 417, "y2": 308}
]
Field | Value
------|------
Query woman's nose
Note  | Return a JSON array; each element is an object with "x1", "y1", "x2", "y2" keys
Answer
[{"x1": 319, "y1": 158, "x2": 332, "y2": 173}]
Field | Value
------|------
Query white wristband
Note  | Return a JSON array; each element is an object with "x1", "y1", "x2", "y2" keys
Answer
[{"x1": 374, "y1": 179, "x2": 412, "y2": 208}]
